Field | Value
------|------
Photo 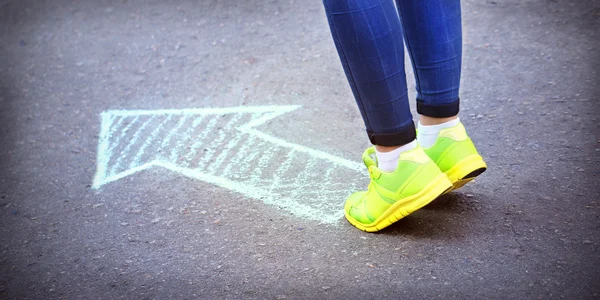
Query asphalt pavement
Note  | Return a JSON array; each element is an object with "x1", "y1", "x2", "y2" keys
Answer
[{"x1": 1, "y1": 0, "x2": 599, "y2": 299}]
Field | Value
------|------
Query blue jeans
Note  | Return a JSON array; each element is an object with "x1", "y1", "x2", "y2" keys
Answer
[{"x1": 323, "y1": 0, "x2": 462, "y2": 146}]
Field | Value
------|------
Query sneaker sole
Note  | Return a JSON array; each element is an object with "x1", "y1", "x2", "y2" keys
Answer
[
  {"x1": 444, "y1": 154, "x2": 487, "y2": 193},
  {"x1": 344, "y1": 173, "x2": 452, "y2": 232}
]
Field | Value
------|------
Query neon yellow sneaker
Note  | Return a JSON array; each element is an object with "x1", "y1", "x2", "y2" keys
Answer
[
  {"x1": 344, "y1": 146, "x2": 452, "y2": 232},
  {"x1": 422, "y1": 122, "x2": 487, "y2": 192}
]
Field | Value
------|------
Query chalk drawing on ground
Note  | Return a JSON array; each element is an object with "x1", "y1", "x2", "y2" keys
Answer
[{"x1": 93, "y1": 105, "x2": 366, "y2": 224}]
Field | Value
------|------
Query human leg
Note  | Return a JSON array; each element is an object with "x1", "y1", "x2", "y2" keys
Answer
[
  {"x1": 396, "y1": 0, "x2": 486, "y2": 190},
  {"x1": 323, "y1": 0, "x2": 452, "y2": 231},
  {"x1": 395, "y1": 0, "x2": 462, "y2": 117},
  {"x1": 322, "y1": 0, "x2": 414, "y2": 147}
]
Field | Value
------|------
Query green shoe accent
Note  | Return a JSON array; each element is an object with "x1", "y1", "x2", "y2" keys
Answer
[
  {"x1": 344, "y1": 146, "x2": 452, "y2": 232},
  {"x1": 422, "y1": 122, "x2": 487, "y2": 192}
]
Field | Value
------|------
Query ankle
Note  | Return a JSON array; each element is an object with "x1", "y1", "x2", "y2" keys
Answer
[
  {"x1": 375, "y1": 145, "x2": 402, "y2": 153},
  {"x1": 374, "y1": 140, "x2": 417, "y2": 172},
  {"x1": 419, "y1": 115, "x2": 458, "y2": 126},
  {"x1": 417, "y1": 118, "x2": 460, "y2": 148}
]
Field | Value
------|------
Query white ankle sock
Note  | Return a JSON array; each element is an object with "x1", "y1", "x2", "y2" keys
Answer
[
  {"x1": 375, "y1": 140, "x2": 417, "y2": 173},
  {"x1": 417, "y1": 118, "x2": 460, "y2": 148}
]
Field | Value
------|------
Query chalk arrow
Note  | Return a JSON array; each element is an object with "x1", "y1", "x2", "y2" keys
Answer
[{"x1": 93, "y1": 105, "x2": 366, "y2": 224}]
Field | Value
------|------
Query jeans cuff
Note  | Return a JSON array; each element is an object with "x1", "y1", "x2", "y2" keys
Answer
[
  {"x1": 417, "y1": 98, "x2": 460, "y2": 118},
  {"x1": 367, "y1": 122, "x2": 416, "y2": 146}
]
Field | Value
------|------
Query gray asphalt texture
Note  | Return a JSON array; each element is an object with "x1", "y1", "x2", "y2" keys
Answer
[{"x1": 1, "y1": 0, "x2": 599, "y2": 299}]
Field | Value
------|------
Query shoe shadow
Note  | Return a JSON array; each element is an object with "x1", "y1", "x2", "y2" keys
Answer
[
  {"x1": 421, "y1": 191, "x2": 478, "y2": 211},
  {"x1": 377, "y1": 191, "x2": 483, "y2": 240}
]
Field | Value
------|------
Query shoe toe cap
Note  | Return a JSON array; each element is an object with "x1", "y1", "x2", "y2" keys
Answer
[{"x1": 344, "y1": 191, "x2": 372, "y2": 224}]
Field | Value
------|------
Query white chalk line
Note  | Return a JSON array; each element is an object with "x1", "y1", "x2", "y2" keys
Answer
[
  {"x1": 291, "y1": 156, "x2": 317, "y2": 199},
  {"x1": 104, "y1": 117, "x2": 126, "y2": 160},
  {"x1": 98, "y1": 159, "x2": 343, "y2": 224},
  {"x1": 129, "y1": 115, "x2": 173, "y2": 170},
  {"x1": 322, "y1": 165, "x2": 336, "y2": 188},
  {"x1": 250, "y1": 145, "x2": 278, "y2": 182},
  {"x1": 103, "y1": 115, "x2": 124, "y2": 146},
  {"x1": 158, "y1": 116, "x2": 188, "y2": 161},
  {"x1": 237, "y1": 108, "x2": 363, "y2": 171},
  {"x1": 207, "y1": 115, "x2": 256, "y2": 174},
  {"x1": 279, "y1": 184, "x2": 356, "y2": 199},
  {"x1": 168, "y1": 116, "x2": 204, "y2": 163},
  {"x1": 93, "y1": 113, "x2": 119, "y2": 189},
  {"x1": 93, "y1": 161, "x2": 158, "y2": 188},
  {"x1": 102, "y1": 116, "x2": 140, "y2": 174},
  {"x1": 276, "y1": 181, "x2": 353, "y2": 190},
  {"x1": 241, "y1": 111, "x2": 287, "y2": 129},
  {"x1": 110, "y1": 116, "x2": 156, "y2": 177},
  {"x1": 209, "y1": 132, "x2": 247, "y2": 175},
  {"x1": 196, "y1": 113, "x2": 243, "y2": 170},
  {"x1": 105, "y1": 116, "x2": 139, "y2": 155},
  {"x1": 184, "y1": 117, "x2": 217, "y2": 167},
  {"x1": 153, "y1": 160, "x2": 342, "y2": 224},
  {"x1": 224, "y1": 133, "x2": 258, "y2": 177},
  {"x1": 270, "y1": 150, "x2": 296, "y2": 191},
  {"x1": 234, "y1": 137, "x2": 266, "y2": 177},
  {"x1": 104, "y1": 105, "x2": 301, "y2": 117},
  {"x1": 241, "y1": 128, "x2": 363, "y2": 172},
  {"x1": 110, "y1": 116, "x2": 154, "y2": 176}
]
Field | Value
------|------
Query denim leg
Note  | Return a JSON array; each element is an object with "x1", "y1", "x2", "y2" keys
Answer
[
  {"x1": 323, "y1": 0, "x2": 416, "y2": 146},
  {"x1": 396, "y1": 0, "x2": 462, "y2": 117}
]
